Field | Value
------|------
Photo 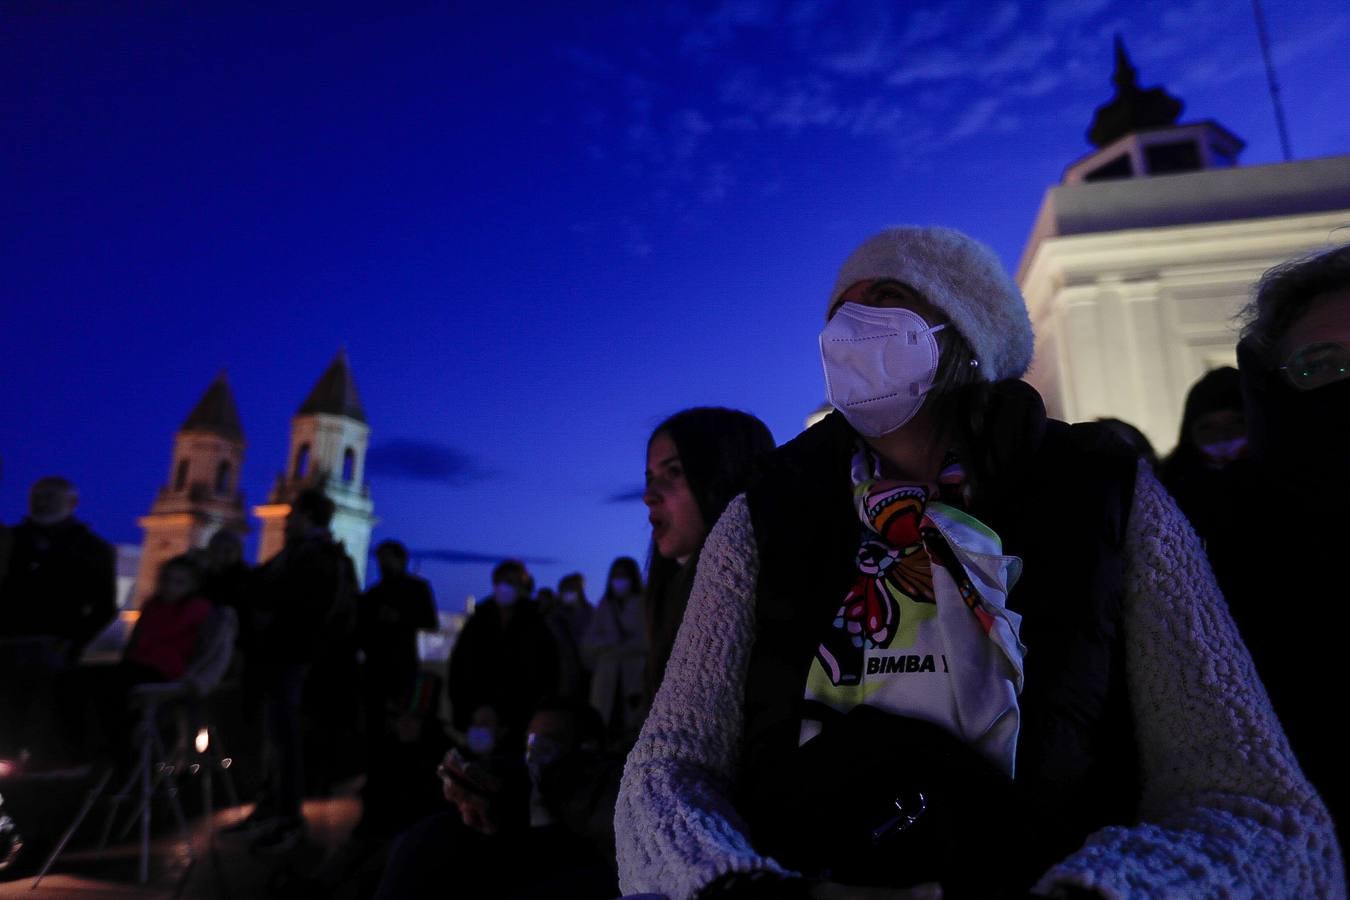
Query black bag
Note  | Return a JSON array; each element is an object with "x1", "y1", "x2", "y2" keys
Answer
[{"x1": 747, "y1": 705, "x2": 1030, "y2": 899}]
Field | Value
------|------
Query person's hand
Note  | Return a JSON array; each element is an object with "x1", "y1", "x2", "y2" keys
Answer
[
  {"x1": 810, "y1": 882, "x2": 941, "y2": 900},
  {"x1": 437, "y1": 749, "x2": 503, "y2": 834}
]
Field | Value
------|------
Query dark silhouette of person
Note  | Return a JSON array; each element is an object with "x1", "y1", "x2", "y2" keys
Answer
[
  {"x1": 359, "y1": 540, "x2": 439, "y2": 711},
  {"x1": 540, "y1": 572, "x2": 592, "y2": 704},
  {"x1": 1214, "y1": 243, "x2": 1350, "y2": 866},
  {"x1": 354, "y1": 539, "x2": 441, "y2": 837},
  {"x1": 1157, "y1": 367, "x2": 1246, "y2": 549},
  {"x1": 1095, "y1": 417, "x2": 1158, "y2": 469},
  {"x1": 375, "y1": 697, "x2": 620, "y2": 899},
  {"x1": 447, "y1": 560, "x2": 559, "y2": 753},
  {"x1": 0, "y1": 476, "x2": 116, "y2": 763},
  {"x1": 225, "y1": 488, "x2": 357, "y2": 854},
  {"x1": 201, "y1": 529, "x2": 252, "y2": 614},
  {"x1": 0, "y1": 476, "x2": 116, "y2": 661}
]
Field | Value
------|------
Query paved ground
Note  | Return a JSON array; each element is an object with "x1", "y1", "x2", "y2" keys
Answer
[{"x1": 0, "y1": 792, "x2": 365, "y2": 899}]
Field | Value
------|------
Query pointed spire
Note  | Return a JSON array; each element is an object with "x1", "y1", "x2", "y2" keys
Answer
[
  {"x1": 298, "y1": 348, "x2": 367, "y2": 423},
  {"x1": 1111, "y1": 35, "x2": 1137, "y2": 92},
  {"x1": 1087, "y1": 35, "x2": 1183, "y2": 148},
  {"x1": 181, "y1": 370, "x2": 244, "y2": 441}
]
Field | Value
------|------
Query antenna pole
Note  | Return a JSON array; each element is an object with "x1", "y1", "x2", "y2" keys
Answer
[{"x1": 1252, "y1": 0, "x2": 1293, "y2": 161}]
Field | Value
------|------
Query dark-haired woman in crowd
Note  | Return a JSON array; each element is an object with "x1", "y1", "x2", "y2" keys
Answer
[
  {"x1": 583, "y1": 557, "x2": 646, "y2": 745},
  {"x1": 641, "y1": 407, "x2": 776, "y2": 696},
  {"x1": 616, "y1": 227, "x2": 1341, "y2": 899},
  {"x1": 543, "y1": 572, "x2": 592, "y2": 704}
]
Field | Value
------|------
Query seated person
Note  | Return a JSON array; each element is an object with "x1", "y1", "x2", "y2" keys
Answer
[
  {"x1": 375, "y1": 697, "x2": 621, "y2": 900},
  {"x1": 99, "y1": 556, "x2": 236, "y2": 758},
  {"x1": 123, "y1": 556, "x2": 213, "y2": 685}
]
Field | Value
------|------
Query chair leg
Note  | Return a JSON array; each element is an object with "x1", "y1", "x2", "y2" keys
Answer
[
  {"x1": 97, "y1": 754, "x2": 145, "y2": 850},
  {"x1": 112, "y1": 712, "x2": 160, "y2": 847},
  {"x1": 209, "y1": 726, "x2": 239, "y2": 808},
  {"x1": 202, "y1": 764, "x2": 213, "y2": 850},
  {"x1": 29, "y1": 767, "x2": 113, "y2": 890},
  {"x1": 139, "y1": 737, "x2": 151, "y2": 884},
  {"x1": 118, "y1": 719, "x2": 179, "y2": 842},
  {"x1": 153, "y1": 729, "x2": 194, "y2": 871}
]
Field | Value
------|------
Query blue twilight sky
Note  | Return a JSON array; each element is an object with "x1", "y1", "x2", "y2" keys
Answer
[{"x1": 3, "y1": 0, "x2": 1349, "y2": 611}]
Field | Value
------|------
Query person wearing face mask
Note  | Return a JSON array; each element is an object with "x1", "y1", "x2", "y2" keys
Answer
[
  {"x1": 1206, "y1": 243, "x2": 1350, "y2": 864},
  {"x1": 374, "y1": 697, "x2": 620, "y2": 899},
  {"x1": 615, "y1": 227, "x2": 1341, "y2": 899},
  {"x1": 1157, "y1": 367, "x2": 1247, "y2": 548},
  {"x1": 583, "y1": 557, "x2": 648, "y2": 744},
  {"x1": 447, "y1": 559, "x2": 560, "y2": 755},
  {"x1": 542, "y1": 573, "x2": 592, "y2": 704}
]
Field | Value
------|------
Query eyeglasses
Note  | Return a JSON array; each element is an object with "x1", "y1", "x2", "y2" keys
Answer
[{"x1": 1279, "y1": 342, "x2": 1350, "y2": 391}]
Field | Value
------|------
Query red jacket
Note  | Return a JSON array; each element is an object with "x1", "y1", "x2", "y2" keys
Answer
[{"x1": 125, "y1": 594, "x2": 213, "y2": 680}]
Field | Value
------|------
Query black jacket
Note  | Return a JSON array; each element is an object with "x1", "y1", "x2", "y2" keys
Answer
[
  {"x1": 1210, "y1": 340, "x2": 1350, "y2": 854},
  {"x1": 359, "y1": 572, "x2": 438, "y2": 698},
  {"x1": 250, "y1": 532, "x2": 356, "y2": 664},
  {"x1": 447, "y1": 598, "x2": 559, "y2": 736},
  {"x1": 738, "y1": 389, "x2": 1138, "y2": 893},
  {"x1": 0, "y1": 517, "x2": 117, "y2": 657}
]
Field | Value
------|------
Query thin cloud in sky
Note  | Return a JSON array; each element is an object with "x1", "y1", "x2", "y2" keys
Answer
[
  {"x1": 946, "y1": 97, "x2": 1002, "y2": 143},
  {"x1": 410, "y1": 548, "x2": 558, "y2": 566},
  {"x1": 607, "y1": 487, "x2": 647, "y2": 503},
  {"x1": 366, "y1": 439, "x2": 491, "y2": 485},
  {"x1": 1044, "y1": 0, "x2": 1113, "y2": 26},
  {"x1": 553, "y1": 0, "x2": 1348, "y2": 215}
]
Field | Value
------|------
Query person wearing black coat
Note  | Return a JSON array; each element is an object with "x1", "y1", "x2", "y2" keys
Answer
[
  {"x1": 0, "y1": 477, "x2": 116, "y2": 661},
  {"x1": 1209, "y1": 243, "x2": 1350, "y2": 866},
  {"x1": 227, "y1": 488, "x2": 357, "y2": 853},
  {"x1": 447, "y1": 560, "x2": 558, "y2": 750},
  {"x1": 0, "y1": 477, "x2": 116, "y2": 763},
  {"x1": 360, "y1": 540, "x2": 439, "y2": 706}
]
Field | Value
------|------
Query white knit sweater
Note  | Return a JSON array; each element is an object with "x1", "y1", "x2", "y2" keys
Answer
[{"x1": 615, "y1": 463, "x2": 1344, "y2": 899}]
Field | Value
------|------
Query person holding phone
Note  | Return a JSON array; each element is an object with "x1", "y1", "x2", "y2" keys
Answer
[{"x1": 376, "y1": 699, "x2": 618, "y2": 899}]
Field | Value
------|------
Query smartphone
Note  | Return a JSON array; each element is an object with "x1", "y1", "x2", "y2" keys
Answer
[{"x1": 438, "y1": 750, "x2": 493, "y2": 797}]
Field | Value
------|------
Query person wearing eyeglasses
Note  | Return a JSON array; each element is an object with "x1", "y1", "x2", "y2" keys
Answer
[
  {"x1": 1212, "y1": 242, "x2": 1350, "y2": 871},
  {"x1": 615, "y1": 227, "x2": 1342, "y2": 900}
]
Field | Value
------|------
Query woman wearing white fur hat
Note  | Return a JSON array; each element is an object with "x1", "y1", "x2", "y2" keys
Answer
[{"x1": 615, "y1": 227, "x2": 1342, "y2": 899}]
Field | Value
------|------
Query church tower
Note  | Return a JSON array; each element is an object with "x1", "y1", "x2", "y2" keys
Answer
[
  {"x1": 254, "y1": 349, "x2": 376, "y2": 583},
  {"x1": 1067, "y1": 36, "x2": 1243, "y2": 184},
  {"x1": 133, "y1": 372, "x2": 248, "y2": 605}
]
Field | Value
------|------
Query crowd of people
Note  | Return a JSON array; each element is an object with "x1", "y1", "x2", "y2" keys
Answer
[{"x1": 0, "y1": 230, "x2": 1347, "y2": 898}]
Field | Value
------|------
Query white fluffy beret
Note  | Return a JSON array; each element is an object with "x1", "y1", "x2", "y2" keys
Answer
[{"x1": 827, "y1": 226, "x2": 1034, "y2": 383}]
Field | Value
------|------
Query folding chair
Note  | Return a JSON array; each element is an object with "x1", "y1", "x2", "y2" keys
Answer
[
  {"x1": 32, "y1": 682, "x2": 194, "y2": 887},
  {"x1": 32, "y1": 606, "x2": 239, "y2": 887}
]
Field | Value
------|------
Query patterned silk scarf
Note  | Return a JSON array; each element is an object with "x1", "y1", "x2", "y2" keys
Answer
[
  {"x1": 818, "y1": 446, "x2": 1007, "y2": 686},
  {"x1": 810, "y1": 443, "x2": 1027, "y2": 775}
]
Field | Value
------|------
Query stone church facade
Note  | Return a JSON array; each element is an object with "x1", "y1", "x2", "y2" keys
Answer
[{"x1": 132, "y1": 350, "x2": 375, "y2": 605}]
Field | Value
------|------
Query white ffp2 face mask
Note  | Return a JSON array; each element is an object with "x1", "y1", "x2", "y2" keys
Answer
[{"x1": 820, "y1": 303, "x2": 946, "y2": 438}]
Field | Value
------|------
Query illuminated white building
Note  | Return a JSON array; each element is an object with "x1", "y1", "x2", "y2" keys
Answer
[{"x1": 1017, "y1": 41, "x2": 1350, "y2": 453}]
